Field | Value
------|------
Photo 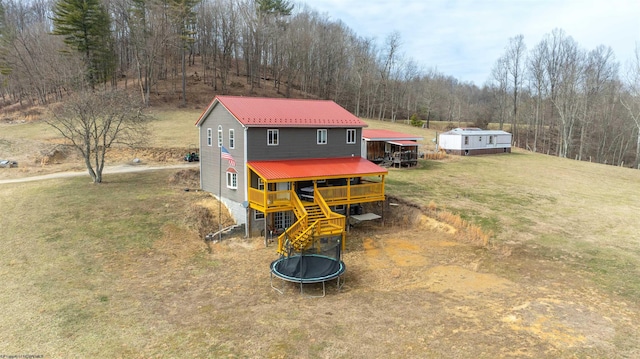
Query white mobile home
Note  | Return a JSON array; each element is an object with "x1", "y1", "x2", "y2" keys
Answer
[{"x1": 439, "y1": 128, "x2": 511, "y2": 155}]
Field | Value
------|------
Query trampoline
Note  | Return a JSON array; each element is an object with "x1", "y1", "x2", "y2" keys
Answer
[{"x1": 270, "y1": 254, "x2": 346, "y2": 297}]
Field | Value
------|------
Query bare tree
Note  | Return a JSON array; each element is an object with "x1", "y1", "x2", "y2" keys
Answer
[
  {"x1": 490, "y1": 55, "x2": 509, "y2": 130},
  {"x1": 620, "y1": 43, "x2": 640, "y2": 169},
  {"x1": 376, "y1": 31, "x2": 401, "y2": 120},
  {"x1": 47, "y1": 90, "x2": 149, "y2": 183},
  {"x1": 121, "y1": 0, "x2": 172, "y2": 106},
  {"x1": 505, "y1": 34, "x2": 526, "y2": 141},
  {"x1": 527, "y1": 40, "x2": 550, "y2": 153},
  {"x1": 544, "y1": 30, "x2": 584, "y2": 158},
  {"x1": 578, "y1": 45, "x2": 618, "y2": 161}
]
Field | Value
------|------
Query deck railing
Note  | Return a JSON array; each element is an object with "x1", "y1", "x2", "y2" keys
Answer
[
  {"x1": 250, "y1": 181, "x2": 384, "y2": 212},
  {"x1": 248, "y1": 187, "x2": 293, "y2": 212},
  {"x1": 314, "y1": 188, "x2": 345, "y2": 234},
  {"x1": 317, "y1": 181, "x2": 384, "y2": 206}
]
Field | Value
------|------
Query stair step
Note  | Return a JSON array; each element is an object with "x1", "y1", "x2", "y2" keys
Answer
[{"x1": 303, "y1": 205, "x2": 324, "y2": 220}]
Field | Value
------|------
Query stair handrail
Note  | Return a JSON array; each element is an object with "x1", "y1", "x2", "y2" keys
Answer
[
  {"x1": 276, "y1": 191, "x2": 308, "y2": 254},
  {"x1": 313, "y1": 188, "x2": 345, "y2": 234}
]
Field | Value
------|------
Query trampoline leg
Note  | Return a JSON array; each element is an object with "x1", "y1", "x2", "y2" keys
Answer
[
  {"x1": 270, "y1": 272, "x2": 285, "y2": 295},
  {"x1": 336, "y1": 275, "x2": 345, "y2": 291},
  {"x1": 300, "y1": 281, "x2": 326, "y2": 298}
]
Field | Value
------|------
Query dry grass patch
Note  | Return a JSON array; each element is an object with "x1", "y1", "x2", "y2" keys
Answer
[
  {"x1": 1, "y1": 168, "x2": 640, "y2": 357},
  {"x1": 2, "y1": 111, "x2": 640, "y2": 357}
]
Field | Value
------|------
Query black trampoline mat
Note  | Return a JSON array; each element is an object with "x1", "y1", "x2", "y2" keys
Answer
[{"x1": 271, "y1": 254, "x2": 345, "y2": 283}]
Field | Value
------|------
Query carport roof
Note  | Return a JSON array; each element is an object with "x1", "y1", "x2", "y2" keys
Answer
[
  {"x1": 362, "y1": 129, "x2": 423, "y2": 141},
  {"x1": 388, "y1": 140, "x2": 419, "y2": 146}
]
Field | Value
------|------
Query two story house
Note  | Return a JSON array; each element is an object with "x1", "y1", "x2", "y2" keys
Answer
[{"x1": 195, "y1": 96, "x2": 387, "y2": 253}]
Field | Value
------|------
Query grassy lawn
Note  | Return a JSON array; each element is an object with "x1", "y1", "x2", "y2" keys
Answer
[
  {"x1": 1, "y1": 114, "x2": 640, "y2": 357},
  {"x1": 147, "y1": 109, "x2": 201, "y2": 148},
  {"x1": 383, "y1": 145, "x2": 640, "y2": 299},
  {"x1": 0, "y1": 170, "x2": 217, "y2": 357}
]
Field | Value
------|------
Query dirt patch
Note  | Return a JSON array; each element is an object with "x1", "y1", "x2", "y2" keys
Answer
[
  {"x1": 424, "y1": 265, "x2": 512, "y2": 295},
  {"x1": 167, "y1": 168, "x2": 200, "y2": 189},
  {"x1": 501, "y1": 299, "x2": 616, "y2": 350},
  {"x1": 181, "y1": 198, "x2": 235, "y2": 239}
]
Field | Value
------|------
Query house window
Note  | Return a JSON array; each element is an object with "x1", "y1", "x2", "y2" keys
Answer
[
  {"x1": 346, "y1": 129, "x2": 356, "y2": 144},
  {"x1": 229, "y1": 129, "x2": 235, "y2": 149},
  {"x1": 489, "y1": 136, "x2": 493, "y2": 144},
  {"x1": 479, "y1": 136, "x2": 482, "y2": 142},
  {"x1": 217, "y1": 125, "x2": 223, "y2": 147},
  {"x1": 226, "y1": 170, "x2": 237, "y2": 189},
  {"x1": 267, "y1": 129, "x2": 279, "y2": 146},
  {"x1": 257, "y1": 178, "x2": 264, "y2": 191},
  {"x1": 464, "y1": 136, "x2": 469, "y2": 145},
  {"x1": 254, "y1": 210, "x2": 265, "y2": 220},
  {"x1": 207, "y1": 128, "x2": 213, "y2": 146},
  {"x1": 317, "y1": 129, "x2": 327, "y2": 145}
]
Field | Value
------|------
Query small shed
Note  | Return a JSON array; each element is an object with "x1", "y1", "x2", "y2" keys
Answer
[
  {"x1": 439, "y1": 128, "x2": 511, "y2": 155},
  {"x1": 362, "y1": 129, "x2": 423, "y2": 167}
]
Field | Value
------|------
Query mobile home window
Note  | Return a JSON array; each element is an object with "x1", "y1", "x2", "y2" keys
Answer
[
  {"x1": 217, "y1": 125, "x2": 223, "y2": 147},
  {"x1": 464, "y1": 136, "x2": 469, "y2": 145},
  {"x1": 489, "y1": 136, "x2": 493, "y2": 144},
  {"x1": 317, "y1": 129, "x2": 327, "y2": 145},
  {"x1": 207, "y1": 128, "x2": 213, "y2": 146},
  {"x1": 346, "y1": 129, "x2": 356, "y2": 144},
  {"x1": 229, "y1": 129, "x2": 235, "y2": 149},
  {"x1": 226, "y1": 171, "x2": 237, "y2": 189},
  {"x1": 267, "y1": 129, "x2": 279, "y2": 146}
]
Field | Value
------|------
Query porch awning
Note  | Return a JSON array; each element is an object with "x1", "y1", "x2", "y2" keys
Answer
[
  {"x1": 388, "y1": 140, "x2": 419, "y2": 146},
  {"x1": 248, "y1": 157, "x2": 387, "y2": 181}
]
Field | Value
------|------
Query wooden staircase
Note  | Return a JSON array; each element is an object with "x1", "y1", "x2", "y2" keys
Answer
[
  {"x1": 277, "y1": 191, "x2": 346, "y2": 255},
  {"x1": 304, "y1": 204, "x2": 324, "y2": 222}
]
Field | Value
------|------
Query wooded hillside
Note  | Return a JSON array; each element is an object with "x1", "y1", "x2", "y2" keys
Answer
[{"x1": 1, "y1": 0, "x2": 639, "y2": 168}]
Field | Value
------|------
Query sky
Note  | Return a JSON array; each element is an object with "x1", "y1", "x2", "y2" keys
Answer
[{"x1": 302, "y1": 0, "x2": 640, "y2": 86}]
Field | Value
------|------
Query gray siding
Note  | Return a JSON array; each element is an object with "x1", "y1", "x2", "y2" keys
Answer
[
  {"x1": 198, "y1": 103, "x2": 246, "y2": 207},
  {"x1": 247, "y1": 127, "x2": 362, "y2": 161}
]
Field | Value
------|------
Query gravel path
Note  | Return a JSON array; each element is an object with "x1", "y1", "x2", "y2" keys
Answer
[{"x1": 0, "y1": 163, "x2": 199, "y2": 185}]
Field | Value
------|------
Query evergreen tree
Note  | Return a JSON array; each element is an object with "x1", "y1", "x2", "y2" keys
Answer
[
  {"x1": 256, "y1": 0, "x2": 293, "y2": 16},
  {"x1": 51, "y1": 0, "x2": 114, "y2": 88}
]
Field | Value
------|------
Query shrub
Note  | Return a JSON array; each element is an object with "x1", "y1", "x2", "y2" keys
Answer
[{"x1": 409, "y1": 113, "x2": 424, "y2": 127}]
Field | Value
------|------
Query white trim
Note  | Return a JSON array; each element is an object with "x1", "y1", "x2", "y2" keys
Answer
[
  {"x1": 226, "y1": 171, "x2": 237, "y2": 189},
  {"x1": 229, "y1": 129, "x2": 235, "y2": 149},
  {"x1": 317, "y1": 129, "x2": 327, "y2": 145},
  {"x1": 267, "y1": 129, "x2": 279, "y2": 146},
  {"x1": 346, "y1": 128, "x2": 356, "y2": 144}
]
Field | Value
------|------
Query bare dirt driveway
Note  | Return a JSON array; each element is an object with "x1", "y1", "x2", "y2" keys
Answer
[{"x1": 0, "y1": 163, "x2": 199, "y2": 185}]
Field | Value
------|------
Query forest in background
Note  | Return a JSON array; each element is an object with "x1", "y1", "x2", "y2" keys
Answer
[{"x1": 1, "y1": 0, "x2": 640, "y2": 168}]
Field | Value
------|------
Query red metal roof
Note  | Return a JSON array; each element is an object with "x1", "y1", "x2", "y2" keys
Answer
[
  {"x1": 197, "y1": 96, "x2": 367, "y2": 128},
  {"x1": 248, "y1": 157, "x2": 387, "y2": 181},
  {"x1": 362, "y1": 129, "x2": 423, "y2": 141},
  {"x1": 388, "y1": 140, "x2": 419, "y2": 146}
]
